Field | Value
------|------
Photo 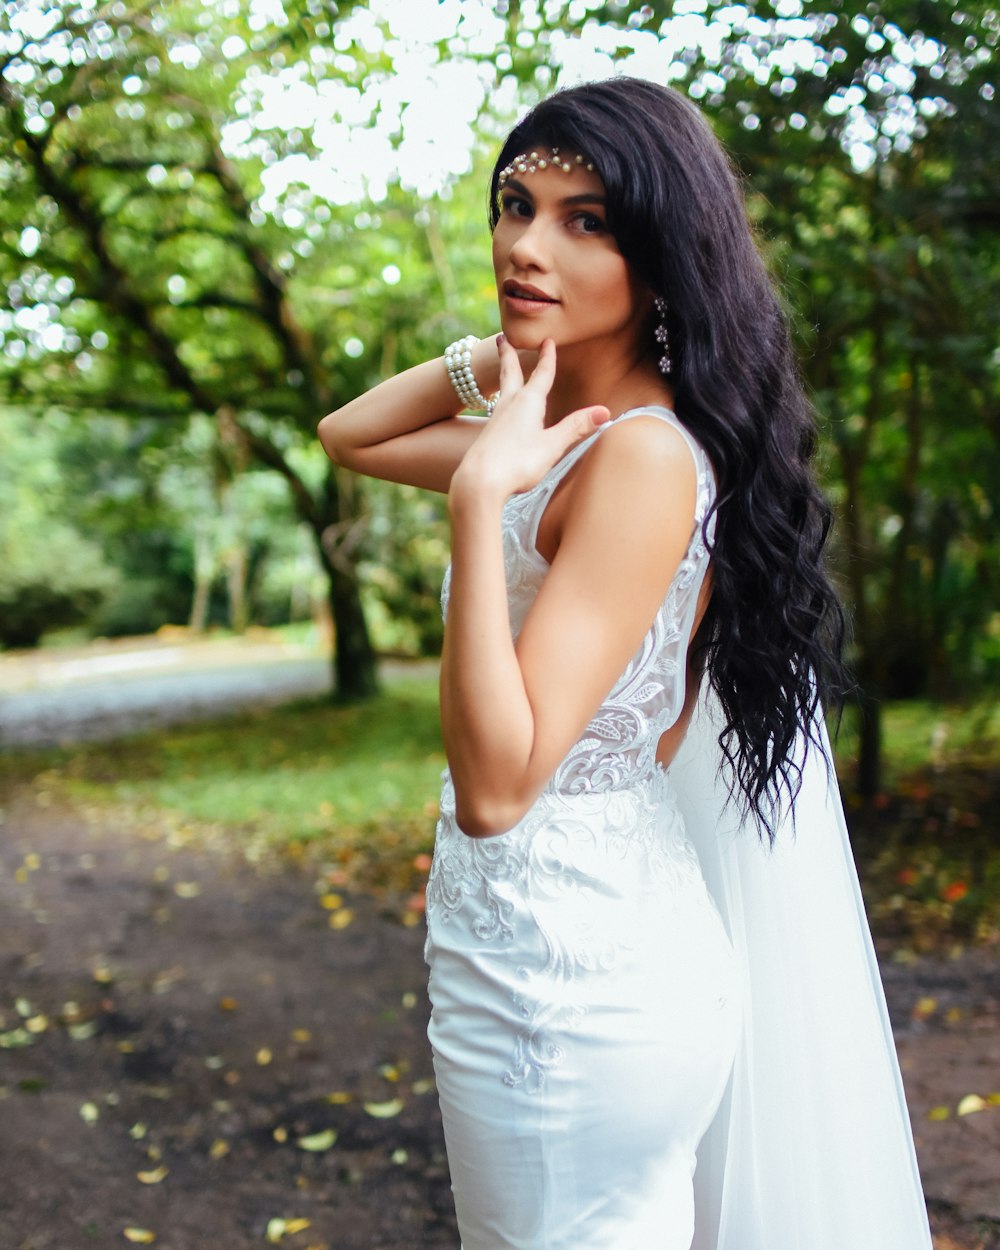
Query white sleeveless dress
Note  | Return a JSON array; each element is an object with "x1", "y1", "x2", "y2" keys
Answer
[{"x1": 425, "y1": 408, "x2": 742, "y2": 1250}]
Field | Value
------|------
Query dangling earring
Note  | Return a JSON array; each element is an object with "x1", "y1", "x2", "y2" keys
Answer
[{"x1": 653, "y1": 296, "x2": 672, "y2": 376}]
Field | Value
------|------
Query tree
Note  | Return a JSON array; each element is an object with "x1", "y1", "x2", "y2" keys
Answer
[{"x1": 1, "y1": 0, "x2": 385, "y2": 694}]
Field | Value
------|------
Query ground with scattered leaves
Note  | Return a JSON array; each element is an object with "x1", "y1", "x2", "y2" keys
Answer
[
  {"x1": 1, "y1": 779, "x2": 998, "y2": 1249},
  {"x1": 0, "y1": 785, "x2": 456, "y2": 1249}
]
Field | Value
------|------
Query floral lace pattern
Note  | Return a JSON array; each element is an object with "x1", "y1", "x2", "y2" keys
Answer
[{"x1": 428, "y1": 408, "x2": 719, "y2": 1089}]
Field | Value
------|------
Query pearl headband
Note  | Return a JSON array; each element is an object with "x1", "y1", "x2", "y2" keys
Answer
[{"x1": 497, "y1": 146, "x2": 596, "y2": 188}]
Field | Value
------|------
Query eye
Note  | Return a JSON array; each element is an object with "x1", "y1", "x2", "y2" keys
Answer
[
  {"x1": 571, "y1": 212, "x2": 606, "y2": 235},
  {"x1": 500, "y1": 193, "x2": 532, "y2": 219}
]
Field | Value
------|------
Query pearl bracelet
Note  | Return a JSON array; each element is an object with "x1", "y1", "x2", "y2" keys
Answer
[{"x1": 444, "y1": 335, "x2": 497, "y2": 416}]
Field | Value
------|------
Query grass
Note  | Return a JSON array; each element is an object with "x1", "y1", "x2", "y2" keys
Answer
[
  {"x1": 833, "y1": 698, "x2": 1000, "y2": 785},
  {"x1": 1, "y1": 678, "x2": 997, "y2": 944},
  {"x1": 0, "y1": 675, "x2": 446, "y2": 902}
]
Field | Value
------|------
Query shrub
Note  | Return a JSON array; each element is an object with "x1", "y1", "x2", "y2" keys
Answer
[{"x1": 0, "y1": 523, "x2": 119, "y2": 648}]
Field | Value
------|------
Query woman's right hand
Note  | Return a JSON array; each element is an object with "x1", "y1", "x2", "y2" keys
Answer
[{"x1": 451, "y1": 337, "x2": 611, "y2": 503}]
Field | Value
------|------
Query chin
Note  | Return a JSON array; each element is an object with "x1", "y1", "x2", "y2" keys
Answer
[{"x1": 500, "y1": 324, "x2": 553, "y2": 353}]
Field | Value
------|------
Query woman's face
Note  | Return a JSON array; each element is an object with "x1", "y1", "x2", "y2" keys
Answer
[{"x1": 491, "y1": 155, "x2": 651, "y2": 363}]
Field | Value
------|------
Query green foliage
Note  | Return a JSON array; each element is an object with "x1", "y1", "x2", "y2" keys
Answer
[
  {"x1": 0, "y1": 521, "x2": 119, "y2": 647},
  {"x1": 0, "y1": 411, "x2": 120, "y2": 647}
]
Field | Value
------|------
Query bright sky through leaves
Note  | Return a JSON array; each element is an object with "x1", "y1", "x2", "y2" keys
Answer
[{"x1": 224, "y1": 0, "x2": 954, "y2": 217}]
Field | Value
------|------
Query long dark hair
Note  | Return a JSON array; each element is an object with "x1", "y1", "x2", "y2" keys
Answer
[{"x1": 489, "y1": 78, "x2": 846, "y2": 838}]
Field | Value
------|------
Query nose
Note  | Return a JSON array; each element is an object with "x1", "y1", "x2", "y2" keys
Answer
[{"x1": 507, "y1": 214, "x2": 551, "y2": 271}]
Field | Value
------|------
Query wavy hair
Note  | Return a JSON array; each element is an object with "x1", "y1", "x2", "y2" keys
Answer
[{"x1": 488, "y1": 78, "x2": 847, "y2": 839}]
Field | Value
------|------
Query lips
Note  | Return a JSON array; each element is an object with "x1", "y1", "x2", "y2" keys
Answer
[{"x1": 502, "y1": 279, "x2": 558, "y2": 304}]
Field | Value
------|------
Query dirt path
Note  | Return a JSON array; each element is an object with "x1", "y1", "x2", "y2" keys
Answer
[
  {"x1": 1, "y1": 776, "x2": 998, "y2": 1249},
  {"x1": 0, "y1": 783, "x2": 457, "y2": 1250}
]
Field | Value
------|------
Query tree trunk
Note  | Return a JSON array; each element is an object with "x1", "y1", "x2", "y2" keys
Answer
[
  {"x1": 323, "y1": 555, "x2": 378, "y2": 700},
  {"x1": 854, "y1": 678, "x2": 882, "y2": 799},
  {"x1": 225, "y1": 541, "x2": 248, "y2": 634},
  {"x1": 189, "y1": 531, "x2": 215, "y2": 633}
]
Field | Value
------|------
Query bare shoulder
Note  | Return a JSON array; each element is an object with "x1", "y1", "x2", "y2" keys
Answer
[
  {"x1": 536, "y1": 413, "x2": 697, "y2": 565},
  {"x1": 572, "y1": 412, "x2": 697, "y2": 504}
]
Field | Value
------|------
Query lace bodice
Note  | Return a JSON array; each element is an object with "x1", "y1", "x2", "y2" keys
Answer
[{"x1": 440, "y1": 406, "x2": 716, "y2": 795}]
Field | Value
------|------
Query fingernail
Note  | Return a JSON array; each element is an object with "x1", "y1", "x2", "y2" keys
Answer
[{"x1": 496, "y1": 333, "x2": 505, "y2": 350}]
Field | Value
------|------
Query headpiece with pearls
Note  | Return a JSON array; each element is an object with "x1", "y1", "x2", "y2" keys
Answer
[{"x1": 497, "y1": 147, "x2": 596, "y2": 188}]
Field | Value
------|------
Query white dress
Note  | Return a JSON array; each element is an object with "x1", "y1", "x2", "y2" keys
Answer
[{"x1": 425, "y1": 408, "x2": 933, "y2": 1250}]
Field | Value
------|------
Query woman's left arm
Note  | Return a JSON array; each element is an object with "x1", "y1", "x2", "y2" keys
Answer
[{"x1": 441, "y1": 341, "x2": 696, "y2": 837}]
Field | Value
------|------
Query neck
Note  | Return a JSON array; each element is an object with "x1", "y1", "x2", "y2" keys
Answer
[{"x1": 543, "y1": 344, "x2": 672, "y2": 427}]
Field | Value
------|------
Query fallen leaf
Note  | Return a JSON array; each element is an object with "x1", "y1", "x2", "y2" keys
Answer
[
  {"x1": 137, "y1": 1166, "x2": 169, "y2": 1184},
  {"x1": 378, "y1": 1064, "x2": 400, "y2": 1083},
  {"x1": 15, "y1": 997, "x2": 32, "y2": 1017},
  {"x1": 80, "y1": 1101, "x2": 99, "y2": 1124},
  {"x1": 363, "y1": 1098, "x2": 404, "y2": 1119},
  {"x1": 325, "y1": 1091, "x2": 351, "y2": 1104},
  {"x1": 174, "y1": 881, "x2": 201, "y2": 899},
  {"x1": 296, "y1": 1129, "x2": 337, "y2": 1152},
  {"x1": 411, "y1": 1078, "x2": 435, "y2": 1096},
  {"x1": 911, "y1": 996, "x2": 936, "y2": 1021},
  {"x1": 151, "y1": 967, "x2": 184, "y2": 994},
  {"x1": 129, "y1": 1122, "x2": 148, "y2": 1140},
  {"x1": 391, "y1": 1147, "x2": 408, "y2": 1164},
  {"x1": 928, "y1": 1106, "x2": 951, "y2": 1121},
  {"x1": 92, "y1": 967, "x2": 114, "y2": 985},
  {"x1": 24, "y1": 852, "x2": 41, "y2": 871},
  {"x1": 123, "y1": 1229, "x2": 156, "y2": 1244},
  {"x1": 69, "y1": 1021, "x2": 98, "y2": 1041},
  {"x1": 291, "y1": 1028, "x2": 312, "y2": 1043},
  {"x1": 273, "y1": 1126, "x2": 289, "y2": 1143},
  {"x1": 957, "y1": 1094, "x2": 987, "y2": 1116},
  {"x1": 209, "y1": 1138, "x2": 230, "y2": 1159},
  {"x1": 218, "y1": 996, "x2": 238, "y2": 1012},
  {"x1": 0, "y1": 1028, "x2": 33, "y2": 1049},
  {"x1": 329, "y1": 908, "x2": 353, "y2": 930},
  {"x1": 401, "y1": 992, "x2": 418, "y2": 1010},
  {"x1": 256, "y1": 1047, "x2": 273, "y2": 1066},
  {"x1": 267, "y1": 1216, "x2": 311, "y2": 1242},
  {"x1": 320, "y1": 893, "x2": 342, "y2": 910}
]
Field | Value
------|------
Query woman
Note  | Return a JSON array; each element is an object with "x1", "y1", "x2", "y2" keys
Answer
[{"x1": 319, "y1": 78, "x2": 932, "y2": 1250}]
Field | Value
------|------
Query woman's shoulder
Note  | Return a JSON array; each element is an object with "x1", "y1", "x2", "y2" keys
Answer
[
  {"x1": 564, "y1": 408, "x2": 699, "y2": 521},
  {"x1": 584, "y1": 406, "x2": 701, "y2": 484}
]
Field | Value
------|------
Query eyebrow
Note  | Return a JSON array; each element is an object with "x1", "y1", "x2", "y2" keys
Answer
[{"x1": 503, "y1": 177, "x2": 607, "y2": 208}]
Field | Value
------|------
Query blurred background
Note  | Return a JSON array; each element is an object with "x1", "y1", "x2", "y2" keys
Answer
[{"x1": 1, "y1": 1, "x2": 998, "y2": 1246}]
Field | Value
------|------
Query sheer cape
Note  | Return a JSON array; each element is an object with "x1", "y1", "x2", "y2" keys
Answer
[{"x1": 669, "y1": 685, "x2": 933, "y2": 1249}]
